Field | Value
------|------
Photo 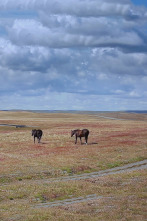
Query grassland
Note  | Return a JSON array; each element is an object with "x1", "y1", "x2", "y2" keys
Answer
[{"x1": 0, "y1": 111, "x2": 147, "y2": 221}]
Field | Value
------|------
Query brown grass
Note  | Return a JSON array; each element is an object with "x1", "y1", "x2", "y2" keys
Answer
[{"x1": 0, "y1": 111, "x2": 147, "y2": 220}]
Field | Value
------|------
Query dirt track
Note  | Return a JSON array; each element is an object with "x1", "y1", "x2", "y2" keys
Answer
[
  {"x1": 34, "y1": 159, "x2": 147, "y2": 208},
  {"x1": 41, "y1": 159, "x2": 147, "y2": 183}
]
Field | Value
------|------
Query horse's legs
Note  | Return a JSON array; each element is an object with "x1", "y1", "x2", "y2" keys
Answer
[
  {"x1": 38, "y1": 137, "x2": 41, "y2": 143},
  {"x1": 34, "y1": 136, "x2": 35, "y2": 143},
  {"x1": 75, "y1": 135, "x2": 77, "y2": 144},
  {"x1": 80, "y1": 137, "x2": 82, "y2": 144},
  {"x1": 85, "y1": 135, "x2": 88, "y2": 144}
]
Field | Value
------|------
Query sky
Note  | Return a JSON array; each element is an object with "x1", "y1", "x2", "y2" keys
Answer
[{"x1": 0, "y1": 0, "x2": 147, "y2": 111}]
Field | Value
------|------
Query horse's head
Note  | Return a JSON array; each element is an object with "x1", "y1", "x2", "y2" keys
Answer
[
  {"x1": 71, "y1": 129, "x2": 79, "y2": 137},
  {"x1": 71, "y1": 130, "x2": 75, "y2": 137},
  {"x1": 32, "y1": 129, "x2": 36, "y2": 136}
]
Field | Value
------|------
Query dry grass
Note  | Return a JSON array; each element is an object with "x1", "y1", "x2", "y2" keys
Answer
[
  {"x1": 0, "y1": 170, "x2": 146, "y2": 221},
  {"x1": 0, "y1": 111, "x2": 147, "y2": 220}
]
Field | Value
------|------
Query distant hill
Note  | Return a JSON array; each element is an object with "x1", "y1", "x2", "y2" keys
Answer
[{"x1": 1, "y1": 110, "x2": 147, "y2": 114}]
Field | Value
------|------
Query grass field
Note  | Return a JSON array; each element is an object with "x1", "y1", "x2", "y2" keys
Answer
[{"x1": 0, "y1": 111, "x2": 147, "y2": 221}]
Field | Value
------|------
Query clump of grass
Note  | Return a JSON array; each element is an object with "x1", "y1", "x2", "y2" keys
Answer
[
  {"x1": 126, "y1": 156, "x2": 146, "y2": 164},
  {"x1": 17, "y1": 177, "x2": 23, "y2": 181},
  {"x1": 62, "y1": 165, "x2": 91, "y2": 175},
  {"x1": 97, "y1": 161, "x2": 124, "y2": 170},
  {"x1": 61, "y1": 167, "x2": 73, "y2": 175},
  {"x1": 97, "y1": 156, "x2": 146, "y2": 171},
  {"x1": 105, "y1": 161, "x2": 124, "y2": 169},
  {"x1": 0, "y1": 177, "x2": 13, "y2": 184}
]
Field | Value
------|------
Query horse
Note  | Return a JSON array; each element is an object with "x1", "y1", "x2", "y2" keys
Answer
[
  {"x1": 32, "y1": 129, "x2": 43, "y2": 143},
  {"x1": 71, "y1": 129, "x2": 89, "y2": 145}
]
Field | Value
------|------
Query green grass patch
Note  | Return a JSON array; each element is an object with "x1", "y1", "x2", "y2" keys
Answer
[
  {"x1": 126, "y1": 156, "x2": 146, "y2": 163},
  {"x1": 106, "y1": 161, "x2": 124, "y2": 169},
  {"x1": 0, "y1": 176, "x2": 13, "y2": 184},
  {"x1": 61, "y1": 167, "x2": 73, "y2": 175}
]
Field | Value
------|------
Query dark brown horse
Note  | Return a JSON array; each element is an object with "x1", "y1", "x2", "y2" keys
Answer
[
  {"x1": 32, "y1": 129, "x2": 43, "y2": 143},
  {"x1": 71, "y1": 129, "x2": 89, "y2": 144}
]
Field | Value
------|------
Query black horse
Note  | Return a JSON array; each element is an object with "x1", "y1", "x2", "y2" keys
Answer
[
  {"x1": 32, "y1": 129, "x2": 43, "y2": 143},
  {"x1": 71, "y1": 129, "x2": 89, "y2": 145}
]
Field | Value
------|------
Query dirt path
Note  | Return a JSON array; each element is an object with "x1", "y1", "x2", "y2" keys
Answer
[
  {"x1": 43, "y1": 160, "x2": 147, "y2": 183},
  {"x1": 96, "y1": 113, "x2": 147, "y2": 121},
  {"x1": 2, "y1": 160, "x2": 146, "y2": 182},
  {"x1": 34, "y1": 194, "x2": 105, "y2": 208},
  {"x1": 34, "y1": 160, "x2": 147, "y2": 208},
  {"x1": 96, "y1": 115, "x2": 124, "y2": 120}
]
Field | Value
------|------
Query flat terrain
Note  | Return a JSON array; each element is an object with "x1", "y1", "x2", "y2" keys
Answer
[{"x1": 0, "y1": 111, "x2": 147, "y2": 221}]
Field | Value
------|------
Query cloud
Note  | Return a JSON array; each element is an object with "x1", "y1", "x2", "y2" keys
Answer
[
  {"x1": 0, "y1": 0, "x2": 147, "y2": 110},
  {"x1": 1, "y1": 0, "x2": 147, "y2": 20},
  {"x1": 1, "y1": 0, "x2": 147, "y2": 51},
  {"x1": 1, "y1": 7, "x2": 145, "y2": 53},
  {"x1": 3, "y1": 16, "x2": 145, "y2": 56}
]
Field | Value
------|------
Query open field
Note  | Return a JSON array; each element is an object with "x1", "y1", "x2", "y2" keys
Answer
[{"x1": 0, "y1": 111, "x2": 147, "y2": 221}]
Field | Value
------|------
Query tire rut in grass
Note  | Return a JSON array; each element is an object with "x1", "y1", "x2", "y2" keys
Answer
[{"x1": 34, "y1": 160, "x2": 147, "y2": 208}]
